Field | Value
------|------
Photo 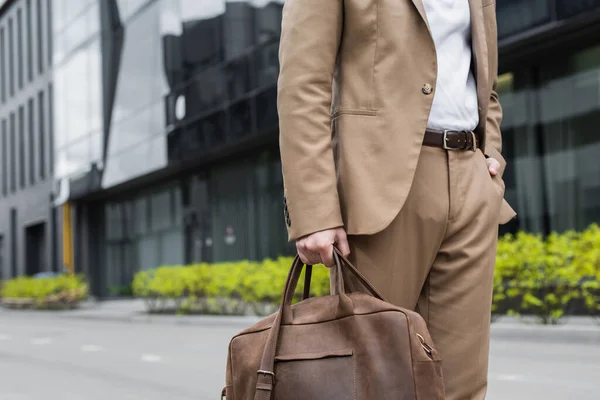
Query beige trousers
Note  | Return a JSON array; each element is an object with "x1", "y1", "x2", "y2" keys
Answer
[{"x1": 344, "y1": 144, "x2": 503, "y2": 400}]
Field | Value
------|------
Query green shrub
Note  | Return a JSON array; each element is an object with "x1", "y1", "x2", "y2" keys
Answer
[
  {"x1": 493, "y1": 225, "x2": 600, "y2": 324},
  {"x1": 131, "y1": 226, "x2": 600, "y2": 322},
  {"x1": 132, "y1": 257, "x2": 331, "y2": 315},
  {"x1": 572, "y1": 224, "x2": 600, "y2": 319},
  {"x1": 0, "y1": 274, "x2": 89, "y2": 309}
]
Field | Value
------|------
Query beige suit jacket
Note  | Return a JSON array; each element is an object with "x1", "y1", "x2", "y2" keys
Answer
[{"x1": 278, "y1": 0, "x2": 517, "y2": 241}]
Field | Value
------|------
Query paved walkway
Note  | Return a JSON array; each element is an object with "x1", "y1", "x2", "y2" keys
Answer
[
  {"x1": 1, "y1": 308, "x2": 599, "y2": 400},
  {"x1": 2, "y1": 299, "x2": 599, "y2": 343}
]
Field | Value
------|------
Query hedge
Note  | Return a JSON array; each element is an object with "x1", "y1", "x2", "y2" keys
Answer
[
  {"x1": 131, "y1": 258, "x2": 331, "y2": 315},
  {"x1": 133, "y1": 225, "x2": 600, "y2": 323},
  {"x1": 494, "y1": 225, "x2": 600, "y2": 324},
  {"x1": 0, "y1": 274, "x2": 89, "y2": 309}
]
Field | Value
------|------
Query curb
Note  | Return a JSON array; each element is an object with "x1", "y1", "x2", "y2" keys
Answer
[
  {"x1": 1, "y1": 308, "x2": 262, "y2": 328},
  {"x1": 4, "y1": 307, "x2": 599, "y2": 343},
  {"x1": 63, "y1": 313, "x2": 262, "y2": 328},
  {"x1": 491, "y1": 322, "x2": 600, "y2": 344}
]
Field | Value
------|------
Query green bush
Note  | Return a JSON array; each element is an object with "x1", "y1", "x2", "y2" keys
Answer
[
  {"x1": 132, "y1": 225, "x2": 600, "y2": 322},
  {"x1": 494, "y1": 224, "x2": 600, "y2": 324},
  {"x1": 132, "y1": 258, "x2": 331, "y2": 315},
  {"x1": 0, "y1": 274, "x2": 89, "y2": 309}
]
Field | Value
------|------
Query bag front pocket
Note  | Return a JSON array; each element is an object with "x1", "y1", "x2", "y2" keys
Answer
[{"x1": 273, "y1": 348, "x2": 356, "y2": 400}]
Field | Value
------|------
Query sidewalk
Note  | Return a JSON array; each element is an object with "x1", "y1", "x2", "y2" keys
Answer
[{"x1": 3, "y1": 299, "x2": 599, "y2": 343}]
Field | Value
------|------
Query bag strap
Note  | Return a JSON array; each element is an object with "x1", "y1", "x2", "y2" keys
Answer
[
  {"x1": 302, "y1": 265, "x2": 312, "y2": 300},
  {"x1": 254, "y1": 247, "x2": 386, "y2": 400}
]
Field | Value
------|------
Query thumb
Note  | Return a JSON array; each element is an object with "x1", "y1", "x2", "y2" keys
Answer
[{"x1": 334, "y1": 230, "x2": 351, "y2": 257}]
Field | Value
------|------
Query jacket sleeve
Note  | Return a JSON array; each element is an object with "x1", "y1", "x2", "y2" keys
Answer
[
  {"x1": 484, "y1": 74, "x2": 506, "y2": 178},
  {"x1": 277, "y1": 0, "x2": 344, "y2": 242}
]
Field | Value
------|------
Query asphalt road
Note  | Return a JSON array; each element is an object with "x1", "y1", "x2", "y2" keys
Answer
[{"x1": 0, "y1": 312, "x2": 598, "y2": 400}]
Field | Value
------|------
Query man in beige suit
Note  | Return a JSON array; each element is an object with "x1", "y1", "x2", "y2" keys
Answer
[{"x1": 278, "y1": 0, "x2": 516, "y2": 398}]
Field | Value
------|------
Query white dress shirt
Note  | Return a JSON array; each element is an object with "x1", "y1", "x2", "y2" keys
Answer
[{"x1": 422, "y1": 0, "x2": 479, "y2": 131}]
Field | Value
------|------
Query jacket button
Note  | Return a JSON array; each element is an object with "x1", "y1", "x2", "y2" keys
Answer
[{"x1": 422, "y1": 83, "x2": 433, "y2": 95}]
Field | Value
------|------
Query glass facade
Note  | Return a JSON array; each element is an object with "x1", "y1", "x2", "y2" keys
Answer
[
  {"x1": 499, "y1": 44, "x2": 600, "y2": 235},
  {"x1": 104, "y1": 183, "x2": 184, "y2": 289},
  {"x1": 40, "y1": 0, "x2": 600, "y2": 294},
  {"x1": 101, "y1": 0, "x2": 168, "y2": 188},
  {"x1": 52, "y1": 0, "x2": 102, "y2": 180}
]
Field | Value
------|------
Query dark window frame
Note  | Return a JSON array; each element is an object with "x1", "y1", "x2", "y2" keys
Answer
[
  {"x1": 28, "y1": 97, "x2": 35, "y2": 185},
  {"x1": 0, "y1": 27, "x2": 5, "y2": 102},
  {"x1": 38, "y1": 89, "x2": 45, "y2": 179},
  {"x1": 36, "y1": 0, "x2": 44, "y2": 73},
  {"x1": 9, "y1": 112, "x2": 15, "y2": 192},
  {"x1": 48, "y1": 83, "x2": 53, "y2": 175},
  {"x1": 1, "y1": 119, "x2": 6, "y2": 196},
  {"x1": 17, "y1": 8, "x2": 23, "y2": 90},
  {"x1": 8, "y1": 17, "x2": 14, "y2": 97},
  {"x1": 26, "y1": 0, "x2": 33, "y2": 82},
  {"x1": 46, "y1": 0, "x2": 52, "y2": 66},
  {"x1": 18, "y1": 105, "x2": 25, "y2": 189}
]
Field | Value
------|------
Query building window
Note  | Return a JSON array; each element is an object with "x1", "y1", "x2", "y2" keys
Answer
[
  {"x1": 48, "y1": 83, "x2": 53, "y2": 175},
  {"x1": 28, "y1": 98, "x2": 35, "y2": 185},
  {"x1": 36, "y1": 0, "x2": 44, "y2": 73},
  {"x1": 8, "y1": 18, "x2": 14, "y2": 97},
  {"x1": 46, "y1": 0, "x2": 52, "y2": 66},
  {"x1": 38, "y1": 90, "x2": 45, "y2": 179},
  {"x1": 1, "y1": 119, "x2": 6, "y2": 196},
  {"x1": 26, "y1": 0, "x2": 33, "y2": 82},
  {"x1": 18, "y1": 106, "x2": 25, "y2": 189},
  {"x1": 0, "y1": 27, "x2": 5, "y2": 103},
  {"x1": 9, "y1": 112, "x2": 15, "y2": 192},
  {"x1": 17, "y1": 8, "x2": 23, "y2": 90}
]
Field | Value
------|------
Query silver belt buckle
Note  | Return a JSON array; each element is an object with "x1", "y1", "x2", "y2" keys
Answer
[{"x1": 443, "y1": 130, "x2": 457, "y2": 151}]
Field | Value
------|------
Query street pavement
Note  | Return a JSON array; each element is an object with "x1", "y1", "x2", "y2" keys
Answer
[{"x1": 0, "y1": 310, "x2": 598, "y2": 400}]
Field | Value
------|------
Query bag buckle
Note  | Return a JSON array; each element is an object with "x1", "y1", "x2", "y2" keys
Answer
[{"x1": 257, "y1": 370, "x2": 275, "y2": 380}]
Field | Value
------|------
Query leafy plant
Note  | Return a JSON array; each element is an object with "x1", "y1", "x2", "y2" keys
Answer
[
  {"x1": 0, "y1": 274, "x2": 89, "y2": 309},
  {"x1": 131, "y1": 226, "x2": 600, "y2": 322},
  {"x1": 493, "y1": 225, "x2": 600, "y2": 324}
]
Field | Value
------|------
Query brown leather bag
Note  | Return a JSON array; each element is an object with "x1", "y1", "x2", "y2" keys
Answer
[{"x1": 222, "y1": 249, "x2": 444, "y2": 399}]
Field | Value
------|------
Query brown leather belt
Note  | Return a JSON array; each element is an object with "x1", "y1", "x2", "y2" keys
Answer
[{"x1": 423, "y1": 128, "x2": 479, "y2": 151}]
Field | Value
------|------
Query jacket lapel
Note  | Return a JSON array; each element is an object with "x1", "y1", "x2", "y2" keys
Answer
[
  {"x1": 410, "y1": 0, "x2": 431, "y2": 32},
  {"x1": 468, "y1": 0, "x2": 489, "y2": 128}
]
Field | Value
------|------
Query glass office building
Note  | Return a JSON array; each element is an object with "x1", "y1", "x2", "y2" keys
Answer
[{"x1": 2, "y1": 0, "x2": 600, "y2": 295}]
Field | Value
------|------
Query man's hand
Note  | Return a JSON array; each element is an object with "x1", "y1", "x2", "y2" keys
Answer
[
  {"x1": 296, "y1": 227, "x2": 350, "y2": 267},
  {"x1": 486, "y1": 157, "x2": 501, "y2": 177}
]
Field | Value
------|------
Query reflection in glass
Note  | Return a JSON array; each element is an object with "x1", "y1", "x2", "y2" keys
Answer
[
  {"x1": 499, "y1": 44, "x2": 600, "y2": 235},
  {"x1": 538, "y1": 45, "x2": 600, "y2": 232},
  {"x1": 496, "y1": 0, "x2": 550, "y2": 39},
  {"x1": 103, "y1": 1, "x2": 169, "y2": 188},
  {"x1": 53, "y1": 36, "x2": 102, "y2": 178}
]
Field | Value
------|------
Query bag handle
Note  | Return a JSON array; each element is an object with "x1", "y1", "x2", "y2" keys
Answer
[{"x1": 254, "y1": 247, "x2": 386, "y2": 400}]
